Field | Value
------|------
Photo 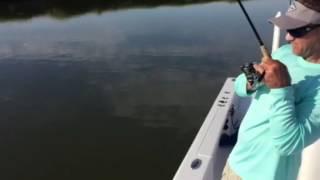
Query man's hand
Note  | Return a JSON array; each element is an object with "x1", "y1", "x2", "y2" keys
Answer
[{"x1": 253, "y1": 57, "x2": 291, "y2": 89}]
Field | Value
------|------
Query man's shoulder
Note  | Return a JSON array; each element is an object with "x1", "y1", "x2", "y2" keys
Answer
[
  {"x1": 272, "y1": 44, "x2": 298, "y2": 64},
  {"x1": 272, "y1": 44, "x2": 294, "y2": 59}
]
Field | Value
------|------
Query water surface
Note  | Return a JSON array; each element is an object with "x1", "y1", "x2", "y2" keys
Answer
[{"x1": 0, "y1": 0, "x2": 288, "y2": 179}]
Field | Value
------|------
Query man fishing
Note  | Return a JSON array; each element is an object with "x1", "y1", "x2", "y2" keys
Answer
[{"x1": 222, "y1": 0, "x2": 320, "y2": 179}]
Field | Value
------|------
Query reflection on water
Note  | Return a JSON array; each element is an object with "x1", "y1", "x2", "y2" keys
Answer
[
  {"x1": 0, "y1": 58, "x2": 221, "y2": 179},
  {"x1": 0, "y1": 0, "x2": 288, "y2": 179}
]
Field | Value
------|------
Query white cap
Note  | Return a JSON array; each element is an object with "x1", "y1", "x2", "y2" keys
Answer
[{"x1": 269, "y1": 1, "x2": 320, "y2": 30}]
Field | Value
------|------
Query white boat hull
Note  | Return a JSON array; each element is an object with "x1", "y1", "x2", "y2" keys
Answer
[{"x1": 173, "y1": 78, "x2": 251, "y2": 180}]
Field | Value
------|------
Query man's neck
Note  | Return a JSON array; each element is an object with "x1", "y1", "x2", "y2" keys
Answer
[{"x1": 306, "y1": 54, "x2": 320, "y2": 64}]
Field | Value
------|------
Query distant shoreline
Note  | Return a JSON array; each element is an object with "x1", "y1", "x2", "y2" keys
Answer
[{"x1": 0, "y1": 0, "x2": 240, "y2": 21}]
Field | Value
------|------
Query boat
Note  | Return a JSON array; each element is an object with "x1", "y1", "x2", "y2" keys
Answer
[{"x1": 173, "y1": 12, "x2": 320, "y2": 180}]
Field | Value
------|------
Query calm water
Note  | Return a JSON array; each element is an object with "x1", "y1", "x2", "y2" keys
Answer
[{"x1": 0, "y1": 0, "x2": 288, "y2": 179}]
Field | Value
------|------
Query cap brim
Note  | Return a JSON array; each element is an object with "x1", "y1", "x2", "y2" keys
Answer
[{"x1": 269, "y1": 15, "x2": 309, "y2": 30}]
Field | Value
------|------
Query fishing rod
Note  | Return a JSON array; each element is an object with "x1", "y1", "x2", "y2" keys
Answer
[
  {"x1": 237, "y1": 0, "x2": 271, "y2": 59},
  {"x1": 237, "y1": 0, "x2": 270, "y2": 88}
]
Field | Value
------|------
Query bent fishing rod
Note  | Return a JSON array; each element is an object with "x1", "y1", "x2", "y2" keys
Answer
[
  {"x1": 237, "y1": 0, "x2": 271, "y2": 88},
  {"x1": 237, "y1": 0, "x2": 271, "y2": 60}
]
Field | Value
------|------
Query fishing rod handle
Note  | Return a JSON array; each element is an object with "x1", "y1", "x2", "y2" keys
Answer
[{"x1": 260, "y1": 46, "x2": 271, "y2": 60}]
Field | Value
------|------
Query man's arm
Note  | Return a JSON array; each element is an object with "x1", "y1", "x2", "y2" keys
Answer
[
  {"x1": 255, "y1": 57, "x2": 320, "y2": 155},
  {"x1": 234, "y1": 73, "x2": 256, "y2": 97},
  {"x1": 266, "y1": 87, "x2": 320, "y2": 155}
]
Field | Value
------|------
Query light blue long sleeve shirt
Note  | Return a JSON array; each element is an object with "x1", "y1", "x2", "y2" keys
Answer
[{"x1": 228, "y1": 44, "x2": 320, "y2": 180}]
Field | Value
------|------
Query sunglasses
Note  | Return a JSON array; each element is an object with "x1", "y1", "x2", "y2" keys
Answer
[{"x1": 287, "y1": 24, "x2": 320, "y2": 38}]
